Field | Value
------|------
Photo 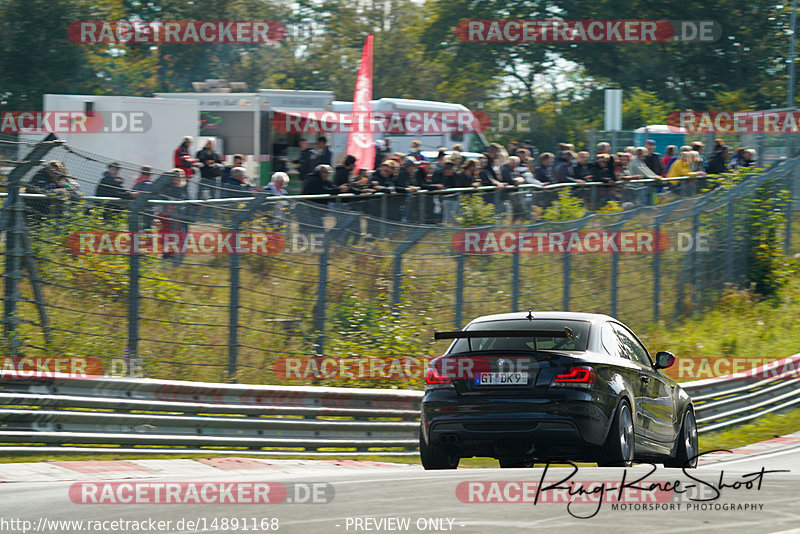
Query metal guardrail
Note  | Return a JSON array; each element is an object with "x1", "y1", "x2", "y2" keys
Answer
[
  {"x1": 1, "y1": 353, "x2": 798, "y2": 455},
  {"x1": 684, "y1": 353, "x2": 800, "y2": 433},
  {"x1": 0, "y1": 374, "x2": 423, "y2": 456}
]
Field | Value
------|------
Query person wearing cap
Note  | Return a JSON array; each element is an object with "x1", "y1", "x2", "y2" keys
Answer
[
  {"x1": 407, "y1": 140, "x2": 425, "y2": 161},
  {"x1": 174, "y1": 136, "x2": 200, "y2": 179},
  {"x1": 643, "y1": 139, "x2": 663, "y2": 176},
  {"x1": 26, "y1": 160, "x2": 77, "y2": 217},
  {"x1": 302, "y1": 164, "x2": 346, "y2": 200},
  {"x1": 132, "y1": 165, "x2": 154, "y2": 198}
]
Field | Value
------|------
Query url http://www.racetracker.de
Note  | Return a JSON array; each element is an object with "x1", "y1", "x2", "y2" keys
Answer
[{"x1": 0, "y1": 516, "x2": 282, "y2": 533}]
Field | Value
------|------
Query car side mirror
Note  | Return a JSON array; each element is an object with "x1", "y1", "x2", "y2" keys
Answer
[{"x1": 653, "y1": 351, "x2": 676, "y2": 370}]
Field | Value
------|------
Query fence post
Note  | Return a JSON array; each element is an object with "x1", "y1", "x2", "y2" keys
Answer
[
  {"x1": 785, "y1": 169, "x2": 794, "y2": 254},
  {"x1": 691, "y1": 210, "x2": 701, "y2": 313},
  {"x1": 126, "y1": 173, "x2": 174, "y2": 370},
  {"x1": 455, "y1": 253, "x2": 464, "y2": 329},
  {"x1": 1, "y1": 134, "x2": 58, "y2": 354},
  {"x1": 726, "y1": 197, "x2": 735, "y2": 281},
  {"x1": 562, "y1": 252, "x2": 571, "y2": 311},
  {"x1": 228, "y1": 227, "x2": 241, "y2": 380},
  {"x1": 313, "y1": 232, "x2": 331, "y2": 357},
  {"x1": 653, "y1": 218, "x2": 661, "y2": 323},
  {"x1": 3, "y1": 194, "x2": 24, "y2": 355},
  {"x1": 391, "y1": 227, "x2": 430, "y2": 310}
]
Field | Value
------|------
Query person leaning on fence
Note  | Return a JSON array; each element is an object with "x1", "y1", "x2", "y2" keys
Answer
[
  {"x1": 666, "y1": 150, "x2": 708, "y2": 192},
  {"x1": 587, "y1": 153, "x2": 619, "y2": 204},
  {"x1": 155, "y1": 169, "x2": 190, "y2": 259},
  {"x1": 438, "y1": 158, "x2": 474, "y2": 224},
  {"x1": 643, "y1": 140, "x2": 663, "y2": 176},
  {"x1": 131, "y1": 165, "x2": 155, "y2": 229},
  {"x1": 25, "y1": 160, "x2": 80, "y2": 218},
  {"x1": 221, "y1": 154, "x2": 245, "y2": 187},
  {"x1": 196, "y1": 140, "x2": 223, "y2": 200},
  {"x1": 95, "y1": 161, "x2": 132, "y2": 221},
  {"x1": 691, "y1": 141, "x2": 707, "y2": 171},
  {"x1": 574, "y1": 151, "x2": 593, "y2": 181},
  {"x1": 707, "y1": 145, "x2": 730, "y2": 175},
  {"x1": 261, "y1": 171, "x2": 291, "y2": 226},
  {"x1": 661, "y1": 145, "x2": 678, "y2": 176},
  {"x1": 623, "y1": 148, "x2": 662, "y2": 206},
  {"x1": 221, "y1": 167, "x2": 255, "y2": 199}
]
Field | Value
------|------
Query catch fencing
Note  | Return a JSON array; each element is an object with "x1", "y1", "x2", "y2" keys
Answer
[{"x1": 1, "y1": 135, "x2": 800, "y2": 385}]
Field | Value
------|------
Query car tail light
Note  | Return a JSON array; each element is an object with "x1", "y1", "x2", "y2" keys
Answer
[
  {"x1": 425, "y1": 367, "x2": 454, "y2": 390},
  {"x1": 551, "y1": 366, "x2": 596, "y2": 389}
]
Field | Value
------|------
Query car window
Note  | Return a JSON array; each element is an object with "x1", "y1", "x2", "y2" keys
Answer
[
  {"x1": 612, "y1": 323, "x2": 652, "y2": 367},
  {"x1": 449, "y1": 319, "x2": 590, "y2": 353},
  {"x1": 601, "y1": 322, "x2": 622, "y2": 358}
]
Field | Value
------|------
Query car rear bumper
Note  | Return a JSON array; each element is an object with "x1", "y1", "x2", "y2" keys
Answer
[{"x1": 421, "y1": 390, "x2": 613, "y2": 449}]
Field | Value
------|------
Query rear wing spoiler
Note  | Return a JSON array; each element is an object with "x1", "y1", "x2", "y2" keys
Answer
[{"x1": 434, "y1": 328, "x2": 575, "y2": 341}]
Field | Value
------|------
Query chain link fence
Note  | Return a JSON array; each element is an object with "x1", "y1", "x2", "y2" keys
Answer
[{"x1": 2, "y1": 134, "x2": 798, "y2": 385}]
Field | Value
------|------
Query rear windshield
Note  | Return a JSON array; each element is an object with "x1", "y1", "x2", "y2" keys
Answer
[{"x1": 448, "y1": 319, "x2": 590, "y2": 353}]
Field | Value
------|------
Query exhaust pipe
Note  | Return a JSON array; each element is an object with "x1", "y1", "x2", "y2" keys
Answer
[{"x1": 439, "y1": 433, "x2": 460, "y2": 445}]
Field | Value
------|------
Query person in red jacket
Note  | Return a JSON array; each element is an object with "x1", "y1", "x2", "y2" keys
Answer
[{"x1": 174, "y1": 136, "x2": 200, "y2": 179}]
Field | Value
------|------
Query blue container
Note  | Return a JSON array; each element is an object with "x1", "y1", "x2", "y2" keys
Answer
[{"x1": 633, "y1": 125, "x2": 686, "y2": 155}]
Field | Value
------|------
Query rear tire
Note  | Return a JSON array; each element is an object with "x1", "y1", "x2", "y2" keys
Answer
[
  {"x1": 598, "y1": 400, "x2": 634, "y2": 467},
  {"x1": 664, "y1": 409, "x2": 698, "y2": 469},
  {"x1": 419, "y1": 427, "x2": 459, "y2": 470}
]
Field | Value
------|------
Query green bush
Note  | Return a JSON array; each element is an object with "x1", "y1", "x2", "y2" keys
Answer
[
  {"x1": 456, "y1": 193, "x2": 495, "y2": 226},
  {"x1": 543, "y1": 188, "x2": 586, "y2": 221}
]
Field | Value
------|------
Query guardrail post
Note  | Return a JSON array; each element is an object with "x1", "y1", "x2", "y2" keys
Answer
[
  {"x1": 455, "y1": 253, "x2": 464, "y2": 328},
  {"x1": 511, "y1": 251, "x2": 520, "y2": 311}
]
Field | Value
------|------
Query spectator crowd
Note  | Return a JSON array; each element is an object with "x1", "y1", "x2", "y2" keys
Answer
[{"x1": 22, "y1": 134, "x2": 757, "y2": 227}]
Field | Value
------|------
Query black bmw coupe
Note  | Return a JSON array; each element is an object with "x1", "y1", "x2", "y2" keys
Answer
[{"x1": 420, "y1": 311, "x2": 698, "y2": 469}]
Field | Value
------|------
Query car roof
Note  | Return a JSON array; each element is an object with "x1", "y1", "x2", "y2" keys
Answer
[{"x1": 466, "y1": 311, "x2": 614, "y2": 327}]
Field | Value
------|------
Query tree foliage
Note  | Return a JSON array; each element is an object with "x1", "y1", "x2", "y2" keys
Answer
[{"x1": 0, "y1": 0, "x2": 796, "y2": 148}]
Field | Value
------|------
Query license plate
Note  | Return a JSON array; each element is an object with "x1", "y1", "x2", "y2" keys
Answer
[{"x1": 475, "y1": 372, "x2": 528, "y2": 386}]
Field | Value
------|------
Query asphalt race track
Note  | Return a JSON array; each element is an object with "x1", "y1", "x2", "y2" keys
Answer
[{"x1": 0, "y1": 440, "x2": 799, "y2": 534}]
